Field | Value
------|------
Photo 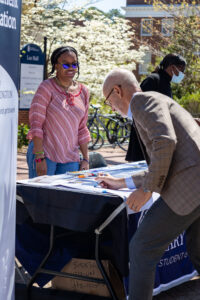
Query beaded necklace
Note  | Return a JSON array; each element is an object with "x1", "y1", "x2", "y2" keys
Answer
[{"x1": 52, "y1": 77, "x2": 82, "y2": 106}]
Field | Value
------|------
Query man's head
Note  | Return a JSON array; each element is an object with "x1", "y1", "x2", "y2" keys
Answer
[
  {"x1": 159, "y1": 54, "x2": 186, "y2": 83},
  {"x1": 103, "y1": 68, "x2": 141, "y2": 117}
]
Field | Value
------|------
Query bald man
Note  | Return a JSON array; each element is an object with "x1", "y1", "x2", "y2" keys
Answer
[{"x1": 97, "y1": 68, "x2": 200, "y2": 300}]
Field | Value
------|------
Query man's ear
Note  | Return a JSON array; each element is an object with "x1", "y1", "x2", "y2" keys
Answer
[{"x1": 113, "y1": 85, "x2": 122, "y2": 97}]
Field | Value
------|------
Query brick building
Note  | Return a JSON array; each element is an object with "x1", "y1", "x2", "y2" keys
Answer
[
  {"x1": 19, "y1": 109, "x2": 29, "y2": 126},
  {"x1": 123, "y1": 0, "x2": 197, "y2": 79}
]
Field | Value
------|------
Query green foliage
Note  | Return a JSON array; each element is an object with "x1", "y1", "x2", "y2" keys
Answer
[
  {"x1": 174, "y1": 91, "x2": 200, "y2": 116},
  {"x1": 141, "y1": 1, "x2": 200, "y2": 104},
  {"x1": 86, "y1": 7, "x2": 124, "y2": 20},
  {"x1": 105, "y1": 9, "x2": 125, "y2": 20},
  {"x1": 157, "y1": 4, "x2": 200, "y2": 98},
  {"x1": 89, "y1": 99, "x2": 112, "y2": 115},
  {"x1": 18, "y1": 123, "x2": 30, "y2": 149}
]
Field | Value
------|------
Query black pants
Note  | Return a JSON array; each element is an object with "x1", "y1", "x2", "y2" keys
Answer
[{"x1": 125, "y1": 124, "x2": 145, "y2": 162}]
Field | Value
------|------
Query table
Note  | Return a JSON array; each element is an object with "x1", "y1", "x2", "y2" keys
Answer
[
  {"x1": 16, "y1": 181, "x2": 129, "y2": 300},
  {"x1": 16, "y1": 162, "x2": 197, "y2": 298}
]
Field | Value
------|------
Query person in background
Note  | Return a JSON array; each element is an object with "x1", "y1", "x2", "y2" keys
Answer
[
  {"x1": 125, "y1": 54, "x2": 186, "y2": 162},
  {"x1": 97, "y1": 68, "x2": 200, "y2": 300},
  {"x1": 27, "y1": 46, "x2": 90, "y2": 178}
]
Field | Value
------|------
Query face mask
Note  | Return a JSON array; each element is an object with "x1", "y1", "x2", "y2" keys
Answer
[{"x1": 171, "y1": 68, "x2": 185, "y2": 84}]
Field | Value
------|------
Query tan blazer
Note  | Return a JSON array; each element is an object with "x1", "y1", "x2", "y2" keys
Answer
[{"x1": 130, "y1": 91, "x2": 200, "y2": 216}]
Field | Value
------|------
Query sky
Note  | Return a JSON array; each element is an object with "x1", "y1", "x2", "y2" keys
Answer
[{"x1": 92, "y1": 0, "x2": 126, "y2": 13}]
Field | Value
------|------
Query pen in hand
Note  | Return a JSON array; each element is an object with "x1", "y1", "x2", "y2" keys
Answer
[{"x1": 95, "y1": 173, "x2": 126, "y2": 190}]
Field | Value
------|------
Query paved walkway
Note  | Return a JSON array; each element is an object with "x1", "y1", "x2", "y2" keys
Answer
[
  {"x1": 17, "y1": 146, "x2": 200, "y2": 299},
  {"x1": 17, "y1": 145, "x2": 127, "y2": 180}
]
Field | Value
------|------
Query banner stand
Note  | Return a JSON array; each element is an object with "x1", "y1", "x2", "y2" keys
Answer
[{"x1": 0, "y1": 0, "x2": 22, "y2": 299}]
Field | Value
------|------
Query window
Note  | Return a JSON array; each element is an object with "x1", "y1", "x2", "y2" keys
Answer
[
  {"x1": 139, "y1": 52, "x2": 152, "y2": 75},
  {"x1": 161, "y1": 18, "x2": 174, "y2": 36},
  {"x1": 141, "y1": 19, "x2": 153, "y2": 36}
]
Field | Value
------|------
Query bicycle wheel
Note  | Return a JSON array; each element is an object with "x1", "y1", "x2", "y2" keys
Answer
[
  {"x1": 92, "y1": 133, "x2": 104, "y2": 150},
  {"x1": 105, "y1": 119, "x2": 119, "y2": 144},
  {"x1": 88, "y1": 121, "x2": 100, "y2": 150},
  {"x1": 116, "y1": 122, "x2": 131, "y2": 151}
]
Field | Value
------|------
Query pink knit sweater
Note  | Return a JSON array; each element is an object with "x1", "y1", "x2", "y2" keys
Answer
[{"x1": 27, "y1": 78, "x2": 91, "y2": 163}]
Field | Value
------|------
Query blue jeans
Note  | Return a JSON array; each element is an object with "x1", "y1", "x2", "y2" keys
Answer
[{"x1": 27, "y1": 141, "x2": 79, "y2": 178}]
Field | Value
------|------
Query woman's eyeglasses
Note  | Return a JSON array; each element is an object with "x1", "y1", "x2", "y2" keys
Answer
[{"x1": 58, "y1": 62, "x2": 78, "y2": 69}]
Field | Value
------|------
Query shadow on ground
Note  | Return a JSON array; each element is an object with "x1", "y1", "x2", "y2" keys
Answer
[
  {"x1": 16, "y1": 278, "x2": 200, "y2": 300},
  {"x1": 16, "y1": 283, "x2": 111, "y2": 300}
]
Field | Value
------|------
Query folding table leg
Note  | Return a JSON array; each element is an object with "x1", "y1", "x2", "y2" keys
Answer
[
  {"x1": 95, "y1": 232, "x2": 119, "y2": 300},
  {"x1": 94, "y1": 202, "x2": 126, "y2": 300},
  {"x1": 15, "y1": 259, "x2": 30, "y2": 284},
  {"x1": 26, "y1": 225, "x2": 55, "y2": 300}
]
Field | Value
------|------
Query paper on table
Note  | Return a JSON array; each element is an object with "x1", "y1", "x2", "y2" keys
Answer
[
  {"x1": 17, "y1": 161, "x2": 147, "y2": 185},
  {"x1": 50, "y1": 179, "x2": 160, "y2": 214},
  {"x1": 17, "y1": 173, "x2": 74, "y2": 185},
  {"x1": 17, "y1": 161, "x2": 159, "y2": 213}
]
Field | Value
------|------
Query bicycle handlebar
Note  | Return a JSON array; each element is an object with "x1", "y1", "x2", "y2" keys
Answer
[{"x1": 90, "y1": 104, "x2": 101, "y2": 110}]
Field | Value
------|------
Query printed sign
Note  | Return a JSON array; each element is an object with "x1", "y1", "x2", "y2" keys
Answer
[{"x1": 19, "y1": 44, "x2": 45, "y2": 109}]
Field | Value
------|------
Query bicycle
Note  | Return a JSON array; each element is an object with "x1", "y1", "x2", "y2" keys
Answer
[
  {"x1": 87, "y1": 104, "x2": 104, "y2": 150},
  {"x1": 105, "y1": 115, "x2": 131, "y2": 147},
  {"x1": 87, "y1": 104, "x2": 132, "y2": 151},
  {"x1": 116, "y1": 121, "x2": 132, "y2": 151}
]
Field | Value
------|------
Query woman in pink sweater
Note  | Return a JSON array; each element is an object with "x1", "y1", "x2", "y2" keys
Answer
[{"x1": 27, "y1": 46, "x2": 91, "y2": 178}]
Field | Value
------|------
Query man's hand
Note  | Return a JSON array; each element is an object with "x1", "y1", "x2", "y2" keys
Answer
[
  {"x1": 95, "y1": 174, "x2": 126, "y2": 190},
  {"x1": 126, "y1": 188, "x2": 152, "y2": 212}
]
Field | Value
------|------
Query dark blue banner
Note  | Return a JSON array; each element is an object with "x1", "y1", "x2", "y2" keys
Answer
[{"x1": 0, "y1": 0, "x2": 22, "y2": 88}]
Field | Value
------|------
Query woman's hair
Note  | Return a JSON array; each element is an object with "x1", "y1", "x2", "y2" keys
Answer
[
  {"x1": 153, "y1": 54, "x2": 186, "y2": 73},
  {"x1": 49, "y1": 46, "x2": 80, "y2": 78}
]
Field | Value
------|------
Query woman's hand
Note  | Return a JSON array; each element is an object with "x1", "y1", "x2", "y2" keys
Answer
[
  {"x1": 36, "y1": 159, "x2": 47, "y2": 177},
  {"x1": 95, "y1": 174, "x2": 126, "y2": 190},
  {"x1": 80, "y1": 159, "x2": 89, "y2": 170}
]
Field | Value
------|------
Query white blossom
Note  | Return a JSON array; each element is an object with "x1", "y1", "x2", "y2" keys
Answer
[{"x1": 21, "y1": 1, "x2": 148, "y2": 103}]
